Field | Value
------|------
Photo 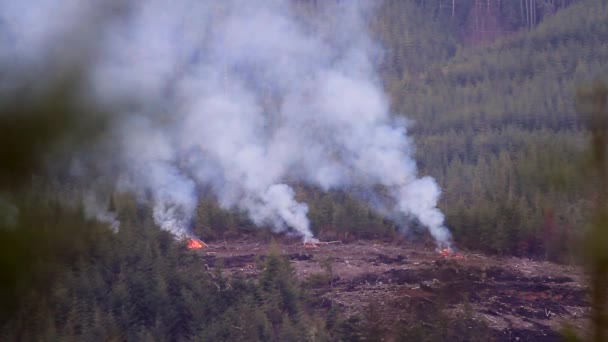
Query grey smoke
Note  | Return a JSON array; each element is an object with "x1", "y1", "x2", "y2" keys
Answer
[
  {"x1": 83, "y1": 192, "x2": 120, "y2": 232},
  {"x1": 0, "y1": 0, "x2": 452, "y2": 247}
]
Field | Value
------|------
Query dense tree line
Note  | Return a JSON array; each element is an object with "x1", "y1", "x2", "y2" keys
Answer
[
  {"x1": 376, "y1": 0, "x2": 608, "y2": 260},
  {"x1": 0, "y1": 189, "x2": 329, "y2": 340},
  {"x1": 1, "y1": 187, "x2": 493, "y2": 341},
  {"x1": 2, "y1": 1, "x2": 608, "y2": 340},
  {"x1": 193, "y1": 0, "x2": 608, "y2": 261},
  {"x1": 1, "y1": 188, "x2": 492, "y2": 341}
]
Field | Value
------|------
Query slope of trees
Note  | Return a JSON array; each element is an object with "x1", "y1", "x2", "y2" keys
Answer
[
  {"x1": 2, "y1": 0, "x2": 607, "y2": 339},
  {"x1": 0, "y1": 196, "x2": 333, "y2": 341},
  {"x1": 378, "y1": 0, "x2": 608, "y2": 259},
  {"x1": 1, "y1": 197, "x2": 493, "y2": 340},
  {"x1": 187, "y1": 0, "x2": 608, "y2": 261}
]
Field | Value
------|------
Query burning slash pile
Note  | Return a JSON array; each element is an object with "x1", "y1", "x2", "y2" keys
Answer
[
  {"x1": 187, "y1": 238, "x2": 207, "y2": 249},
  {"x1": 304, "y1": 237, "x2": 320, "y2": 249},
  {"x1": 303, "y1": 238, "x2": 342, "y2": 249},
  {"x1": 304, "y1": 242, "x2": 319, "y2": 249},
  {"x1": 439, "y1": 248, "x2": 464, "y2": 259}
]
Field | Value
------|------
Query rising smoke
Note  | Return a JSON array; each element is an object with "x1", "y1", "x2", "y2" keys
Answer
[{"x1": 0, "y1": 0, "x2": 452, "y2": 247}]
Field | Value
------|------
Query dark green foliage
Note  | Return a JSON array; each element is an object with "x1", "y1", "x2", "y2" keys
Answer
[
  {"x1": 374, "y1": 0, "x2": 608, "y2": 259},
  {"x1": 0, "y1": 70, "x2": 108, "y2": 191},
  {"x1": 2, "y1": 1, "x2": 608, "y2": 340},
  {"x1": 0, "y1": 68, "x2": 112, "y2": 327},
  {"x1": 142, "y1": 0, "x2": 607, "y2": 260},
  {"x1": 575, "y1": 81, "x2": 608, "y2": 341},
  {"x1": 194, "y1": 197, "x2": 252, "y2": 240},
  {"x1": 0, "y1": 186, "x2": 115, "y2": 330},
  {"x1": 0, "y1": 207, "x2": 335, "y2": 341}
]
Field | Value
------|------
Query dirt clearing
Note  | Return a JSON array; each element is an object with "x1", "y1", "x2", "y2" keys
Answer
[{"x1": 193, "y1": 239, "x2": 589, "y2": 341}]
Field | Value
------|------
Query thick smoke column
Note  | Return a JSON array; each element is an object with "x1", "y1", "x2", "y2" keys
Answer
[{"x1": 0, "y1": 0, "x2": 452, "y2": 246}]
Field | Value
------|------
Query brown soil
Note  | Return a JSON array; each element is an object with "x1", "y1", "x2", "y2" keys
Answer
[{"x1": 193, "y1": 238, "x2": 589, "y2": 341}]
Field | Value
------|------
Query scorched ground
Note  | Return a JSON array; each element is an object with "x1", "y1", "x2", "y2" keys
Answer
[{"x1": 190, "y1": 238, "x2": 588, "y2": 341}]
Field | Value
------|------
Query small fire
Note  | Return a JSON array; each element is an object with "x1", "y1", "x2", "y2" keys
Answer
[
  {"x1": 439, "y1": 248, "x2": 464, "y2": 259},
  {"x1": 304, "y1": 237, "x2": 320, "y2": 249},
  {"x1": 187, "y1": 238, "x2": 206, "y2": 249}
]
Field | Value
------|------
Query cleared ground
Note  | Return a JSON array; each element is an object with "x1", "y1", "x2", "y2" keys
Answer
[{"x1": 193, "y1": 238, "x2": 589, "y2": 341}]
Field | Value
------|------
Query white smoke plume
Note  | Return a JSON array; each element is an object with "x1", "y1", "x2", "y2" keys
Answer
[
  {"x1": 0, "y1": 0, "x2": 452, "y2": 247},
  {"x1": 83, "y1": 192, "x2": 120, "y2": 232}
]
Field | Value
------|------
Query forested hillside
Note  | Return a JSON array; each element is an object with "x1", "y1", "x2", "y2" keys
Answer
[
  {"x1": 378, "y1": 0, "x2": 608, "y2": 260},
  {"x1": 192, "y1": 0, "x2": 608, "y2": 261},
  {"x1": 0, "y1": 190, "x2": 334, "y2": 340},
  {"x1": 2, "y1": 0, "x2": 608, "y2": 340}
]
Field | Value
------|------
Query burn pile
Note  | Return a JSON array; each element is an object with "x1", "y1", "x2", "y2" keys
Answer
[
  {"x1": 186, "y1": 238, "x2": 207, "y2": 250},
  {"x1": 303, "y1": 239, "x2": 342, "y2": 249},
  {"x1": 304, "y1": 242, "x2": 319, "y2": 249},
  {"x1": 439, "y1": 248, "x2": 464, "y2": 259}
]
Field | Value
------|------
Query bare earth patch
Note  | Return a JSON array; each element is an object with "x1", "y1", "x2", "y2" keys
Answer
[{"x1": 193, "y1": 238, "x2": 589, "y2": 341}]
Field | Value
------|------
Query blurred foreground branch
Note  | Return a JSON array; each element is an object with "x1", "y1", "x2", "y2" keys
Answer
[
  {"x1": 0, "y1": 68, "x2": 111, "y2": 328},
  {"x1": 576, "y1": 81, "x2": 608, "y2": 342}
]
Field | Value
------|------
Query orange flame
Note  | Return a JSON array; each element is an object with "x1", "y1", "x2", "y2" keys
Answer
[
  {"x1": 439, "y1": 248, "x2": 464, "y2": 259},
  {"x1": 187, "y1": 238, "x2": 206, "y2": 249},
  {"x1": 304, "y1": 242, "x2": 318, "y2": 249}
]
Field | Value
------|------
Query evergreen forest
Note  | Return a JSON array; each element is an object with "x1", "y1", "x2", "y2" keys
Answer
[{"x1": 1, "y1": 0, "x2": 608, "y2": 340}]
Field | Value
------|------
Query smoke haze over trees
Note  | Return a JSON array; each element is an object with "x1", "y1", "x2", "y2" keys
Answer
[
  {"x1": 1, "y1": 0, "x2": 608, "y2": 340},
  {"x1": 1, "y1": 0, "x2": 451, "y2": 247},
  {"x1": 3, "y1": 0, "x2": 605, "y2": 258}
]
